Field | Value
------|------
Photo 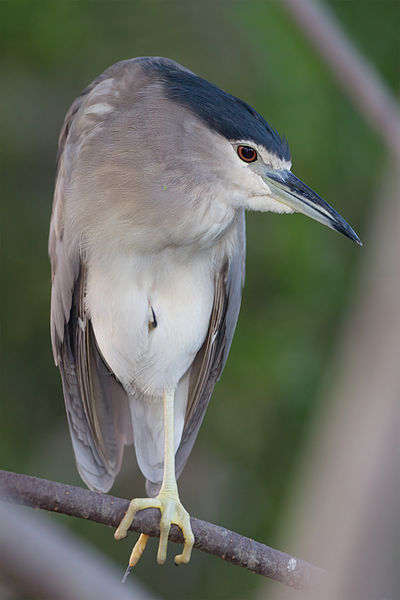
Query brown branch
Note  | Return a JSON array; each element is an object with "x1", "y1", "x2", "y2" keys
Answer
[{"x1": 0, "y1": 469, "x2": 326, "y2": 594}]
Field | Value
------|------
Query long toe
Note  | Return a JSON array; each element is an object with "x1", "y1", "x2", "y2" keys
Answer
[
  {"x1": 174, "y1": 511, "x2": 194, "y2": 565},
  {"x1": 157, "y1": 500, "x2": 174, "y2": 564},
  {"x1": 114, "y1": 497, "x2": 161, "y2": 540},
  {"x1": 129, "y1": 533, "x2": 150, "y2": 567}
]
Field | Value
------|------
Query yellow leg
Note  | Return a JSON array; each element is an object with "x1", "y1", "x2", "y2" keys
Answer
[{"x1": 114, "y1": 390, "x2": 194, "y2": 567}]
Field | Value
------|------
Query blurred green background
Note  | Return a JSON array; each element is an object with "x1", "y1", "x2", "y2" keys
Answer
[{"x1": 1, "y1": 1, "x2": 399, "y2": 599}]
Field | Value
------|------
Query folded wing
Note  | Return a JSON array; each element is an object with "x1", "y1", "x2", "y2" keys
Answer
[{"x1": 49, "y1": 84, "x2": 133, "y2": 493}]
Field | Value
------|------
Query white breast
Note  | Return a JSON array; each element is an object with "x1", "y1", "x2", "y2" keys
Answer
[{"x1": 85, "y1": 246, "x2": 216, "y2": 397}]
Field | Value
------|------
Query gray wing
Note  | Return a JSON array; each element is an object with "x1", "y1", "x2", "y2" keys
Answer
[
  {"x1": 175, "y1": 211, "x2": 246, "y2": 478},
  {"x1": 49, "y1": 85, "x2": 132, "y2": 493}
]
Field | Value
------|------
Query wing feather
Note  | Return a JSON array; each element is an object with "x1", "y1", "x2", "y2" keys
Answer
[
  {"x1": 49, "y1": 83, "x2": 132, "y2": 493},
  {"x1": 57, "y1": 267, "x2": 132, "y2": 492}
]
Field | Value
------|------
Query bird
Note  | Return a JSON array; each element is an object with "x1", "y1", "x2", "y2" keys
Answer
[{"x1": 49, "y1": 56, "x2": 361, "y2": 571}]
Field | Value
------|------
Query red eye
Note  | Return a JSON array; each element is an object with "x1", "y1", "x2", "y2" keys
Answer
[{"x1": 237, "y1": 145, "x2": 257, "y2": 163}]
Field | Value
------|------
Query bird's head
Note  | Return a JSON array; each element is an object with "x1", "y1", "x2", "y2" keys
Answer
[{"x1": 144, "y1": 57, "x2": 361, "y2": 245}]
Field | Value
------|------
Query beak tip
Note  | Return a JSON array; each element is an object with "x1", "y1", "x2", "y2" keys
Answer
[
  {"x1": 335, "y1": 221, "x2": 362, "y2": 247},
  {"x1": 349, "y1": 229, "x2": 362, "y2": 247}
]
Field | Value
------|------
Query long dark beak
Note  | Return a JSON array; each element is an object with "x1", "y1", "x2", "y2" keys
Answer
[{"x1": 263, "y1": 168, "x2": 362, "y2": 245}]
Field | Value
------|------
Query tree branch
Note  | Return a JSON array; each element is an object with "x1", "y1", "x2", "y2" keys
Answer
[{"x1": 0, "y1": 470, "x2": 326, "y2": 594}]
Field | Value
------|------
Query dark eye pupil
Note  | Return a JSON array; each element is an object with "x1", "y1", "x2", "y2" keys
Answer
[
  {"x1": 242, "y1": 147, "x2": 254, "y2": 159},
  {"x1": 238, "y1": 145, "x2": 257, "y2": 162}
]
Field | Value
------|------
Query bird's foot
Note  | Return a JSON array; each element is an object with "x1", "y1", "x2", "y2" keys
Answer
[{"x1": 114, "y1": 491, "x2": 194, "y2": 567}]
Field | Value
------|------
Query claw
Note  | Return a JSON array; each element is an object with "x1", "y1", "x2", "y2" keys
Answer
[{"x1": 121, "y1": 565, "x2": 131, "y2": 584}]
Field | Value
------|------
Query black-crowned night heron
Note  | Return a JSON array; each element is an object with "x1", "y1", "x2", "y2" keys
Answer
[{"x1": 49, "y1": 57, "x2": 361, "y2": 572}]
